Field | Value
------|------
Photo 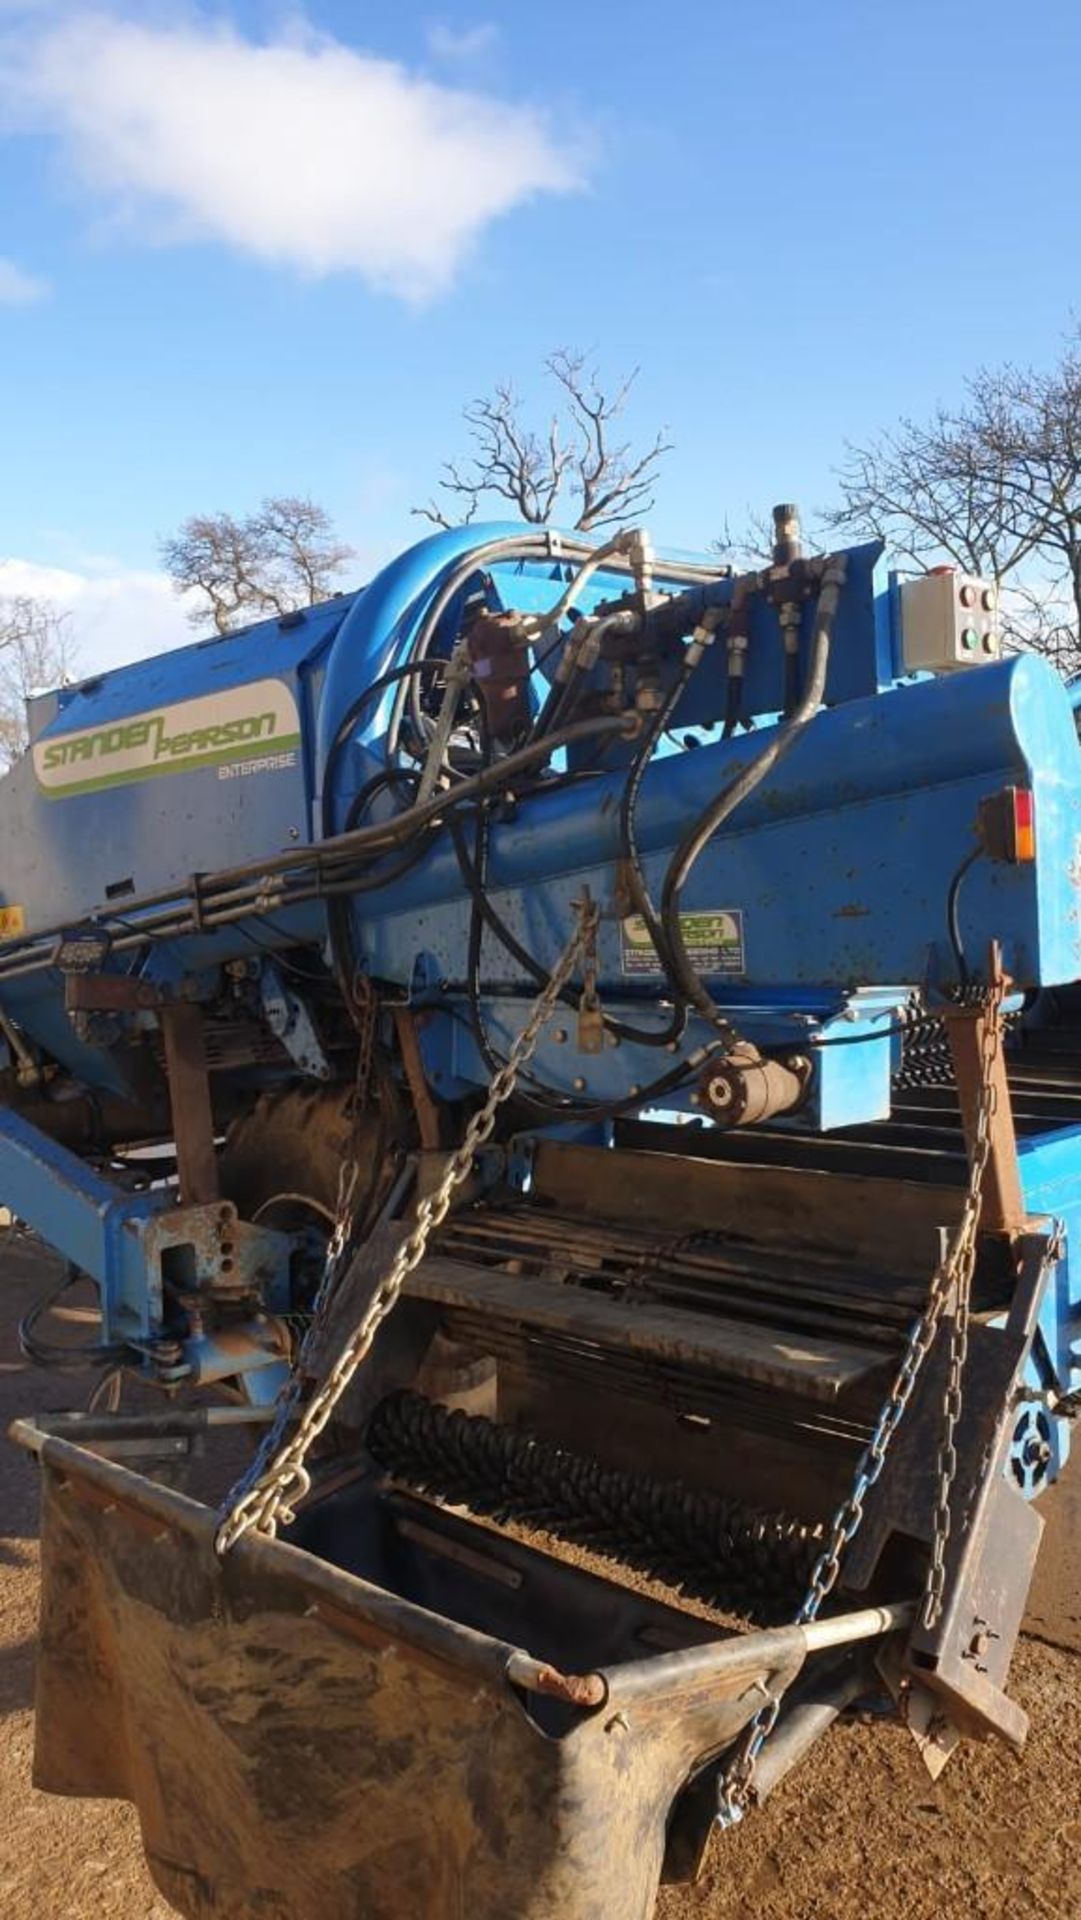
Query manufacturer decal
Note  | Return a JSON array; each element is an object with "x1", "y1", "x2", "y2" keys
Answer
[
  {"x1": 33, "y1": 680, "x2": 302, "y2": 797},
  {"x1": 621, "y1": 909, "x2": 745, "y2": 977}
]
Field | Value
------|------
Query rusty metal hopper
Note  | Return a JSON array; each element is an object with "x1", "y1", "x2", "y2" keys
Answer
[{"x1": 12, "y1": 1421, "x2": 910, "y2": 1920}]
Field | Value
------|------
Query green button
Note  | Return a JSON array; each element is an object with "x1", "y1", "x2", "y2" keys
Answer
[{"x1": 961, "y1": 627, "x2": 978, "y2": 650}]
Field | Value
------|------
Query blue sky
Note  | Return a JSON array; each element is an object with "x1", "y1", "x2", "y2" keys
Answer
[{"x1": 1, "y1": 0, "x2": 1079, "y2": 668}]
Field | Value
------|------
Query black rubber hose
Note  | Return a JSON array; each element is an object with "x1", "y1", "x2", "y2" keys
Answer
[
  {"x1": 721, "y1": 670, "x2": 742, "y2": 740},
  {"x1": 660, "y1": 557, "x2": 847, "y2": 1036},
  {"x1": 321, "y1": 657, "x2": 449, "y2": 838},
  {"x1": 340, "y1": 770, "x2": 438, "y2": 891},
  {"x1": 783, "y1": 645, "x2": 801, "y2": 719},
  {"x1": 325, "y1": 769, "x2": 432, "y2": 1017},
  {"x1": 18, "y1": 1265, "x2": 127, "y2": 1371},
  {"x1": 300, "y1": 712, "x2": 642, "y2": 875},
  {"x1": 397, "y1": 533, "x2": 607, "y2": 751},
  {"x1": 946, "y1": 845, "x2": 983, "y2": 989},
  {"x1": 448, "y1": 808, "x2": 682, "y2": 1049},
  {"x1": 0, "y1": 712, "x2": 646, "y2": 976},
  {"x1": 453, "y1": 803, "x2": 708, "y2": 1118},
  {"x1": 616, "y1": 654, "x2": 712, "y2": 1040}
]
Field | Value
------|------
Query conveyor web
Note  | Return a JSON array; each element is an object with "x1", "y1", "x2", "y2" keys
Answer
[{"x1": 396, "y1": 1138, "x2": 999, "y2": 1524}]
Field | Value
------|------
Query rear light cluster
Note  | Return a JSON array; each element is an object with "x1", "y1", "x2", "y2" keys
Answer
[{"x1": 978, "y1": 786, "x2": 1036, "y2": 864}]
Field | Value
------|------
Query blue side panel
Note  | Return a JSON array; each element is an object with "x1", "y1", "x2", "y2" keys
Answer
[
  {"x1": 667, "y1": 539, "x2": 893, "y2": 727},
  {"x1": 35, "y1": 593, "x2": 357, "y2": 736},
  {"x1": 1014, "y1": 1134, "x2": 1081, "y2": 1475},
  {"x1": 0, "y1": 595, "x2": 359, "y2": 936},
  {"x1": 355, "y1": 653, "x2": 1081, "y2": 995}
]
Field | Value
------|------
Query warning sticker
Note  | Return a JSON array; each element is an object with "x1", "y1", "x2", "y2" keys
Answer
[
  {"x1": 0, "y1": 905, "x2": 26, "y2": 939},
  {"x1": 621, "y1": 909, "x2": 745, "y2": 978}
]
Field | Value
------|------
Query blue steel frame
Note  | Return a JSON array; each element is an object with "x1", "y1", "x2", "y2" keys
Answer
[
  {"x1": 0, "y1": 525, "x2": 1078, "y2": 1476},
  {"x1": 0, "y1": 1108, "x2": 292, "y2": 1400}
]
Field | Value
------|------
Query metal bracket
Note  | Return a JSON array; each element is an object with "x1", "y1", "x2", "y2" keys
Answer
[
  {"x1": 944, "y1": 945, "x2": 1024, "y2": 1235},
  {"x1": 846, "y1": 1228, "x2": 1057, "y2": 1747},
  {"x1": 260, "y1": 960, "x2": 331, "y2": 1082},
  {"x1": 65, "y1": 973, "x2": 219, "y2": 1205},
  {"x1": 393, "y1": 1007, "x2": 443, "y2": 1150}
]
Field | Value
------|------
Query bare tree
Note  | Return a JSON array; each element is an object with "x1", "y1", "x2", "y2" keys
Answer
[
  {"x1": 0, "y1": 597, "x2": 77, "y2": 765},
  {"x1": 416, "y1": 350, "x2": 672, "y2": 533},
  {"x1": 826, "y1": 335, "x2": 1081, "y2": 672},
  {"x1": 161, "y1": 496, "x2": 353, "y2": 634}
]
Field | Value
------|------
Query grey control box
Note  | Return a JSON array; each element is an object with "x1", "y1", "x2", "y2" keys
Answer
[{"x1": 900, "y1": 569, "x2": 1000, "y2": 672}]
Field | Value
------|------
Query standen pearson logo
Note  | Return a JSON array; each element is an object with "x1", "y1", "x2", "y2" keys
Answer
[{"x1": 32, "y1": 679, "x2": 302, "y2": 797}]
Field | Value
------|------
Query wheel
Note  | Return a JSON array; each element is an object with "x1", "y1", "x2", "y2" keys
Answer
[
  {"x1": 219, "y1": 1081, "x2": 391, "y2": 1231},
  {"x1": 219, "y1": 1077, "x2": 494, "y2": 1416}
]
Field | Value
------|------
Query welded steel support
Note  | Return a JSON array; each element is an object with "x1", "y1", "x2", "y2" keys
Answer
[
  {"x1": 393, "y1": 1006, "x2": 443, "y2": 1149},
  {"x1": 0, "y1": 1106, "x2": 166, "y2": 1336},
  {"x1": 64, "y1": 973, "x2": 219, "y2": 1206},
  {"x1": 945, "y1": 964, "x2": 1024, "y2": 1235},
  {"x1": 160, "y1": 1001, "x2": 219, "y2": 1205}
]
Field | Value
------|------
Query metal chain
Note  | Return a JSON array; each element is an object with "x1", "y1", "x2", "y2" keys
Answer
[
  {"x1": 577, "y1": 887, "x2": 604, "y2": 1053},
  {"x1": 351, "y1": 973, "x2": 379, "y2": 1107},
  {"x1": 923, "y1": 978, "x2": 1004, "y2": 1628},
  {"x1": 216, "y1": 909, "x2": 591, "y2": 1554},
  {"x1": 216, "y1": 1148, "x2": 363, "y2": 1524},
  {"x1": 218, "y1": 1001, "x2": 395, "y2": 1521},
  {"x1": 717, "y1": 976, "x2": 1007, "y2": 1825}
]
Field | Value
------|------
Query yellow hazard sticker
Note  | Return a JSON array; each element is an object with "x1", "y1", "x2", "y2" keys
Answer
[
  {"x1": 621, "y1": 909, "x2": 745, "y2": 977},
  {"x1": 0, "y1": 905, "x2": 26, "y2": 938}
]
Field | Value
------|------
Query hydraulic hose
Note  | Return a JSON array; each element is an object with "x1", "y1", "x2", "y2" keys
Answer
[
  {"x1": 398, "y1": 534, "x2": 566, "y2": 751},
  {"x1": 615, "y1": 612, "x2": 724, "y2": 1038},
  {"x1": 398, "y1": 531, "x2": 681, "y2": 752},
  {"x1": 448, "y1": 808, "x2": 682, "y2": 1048},
  {"x1": 0, "y1": 710, "x2": 644, "y2": 980},
  {"x1": 321, "y1": 657, "x2": 451, "y2": 837},
  {"x1": 400, "y1": 529, "x2": 720, "y2": 750},
  {"x1": 19, "y1": 1265, "x2": 127, "y2": 1371},
  {"x1": 660, "y1": 555, "x2": 847, "y2": 1036}
]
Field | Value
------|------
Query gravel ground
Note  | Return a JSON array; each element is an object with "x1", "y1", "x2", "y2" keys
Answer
[{"x1": 2, "y1": 1237, "x2": 1079, "y2": 1920}]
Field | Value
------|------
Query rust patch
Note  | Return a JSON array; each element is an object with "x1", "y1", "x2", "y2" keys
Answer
[{"x1": 523, "y1": 1662, "x2": 607, "y2": 1709}]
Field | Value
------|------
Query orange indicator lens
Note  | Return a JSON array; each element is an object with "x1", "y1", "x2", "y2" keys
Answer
[{"x1": 1013, "y1": 788, "x2": 1036, "y2": 862}]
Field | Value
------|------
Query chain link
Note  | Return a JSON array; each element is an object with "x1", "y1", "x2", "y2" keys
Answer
[
  {"x1": 216, "y1": 909, "x2": 591, "y2": 1554},
  {"x1": 718, "y1": 976, "x2": 1008, "y2": 1824},
  {"x1": 923, "y1": 977, "x2": 1005, "y2": 1627},
  {"x1": 576, "y1": 887, "x2": 604, "y2": 1053},
  {"x1": 351, "y1": 973, "x2": 379, "y2": 1108},
  {"x1": 216, "y1": 1144, "x2": 363, "y2": 1526}
]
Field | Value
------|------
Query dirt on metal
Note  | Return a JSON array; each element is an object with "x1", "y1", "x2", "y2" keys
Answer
[{"x1": 1, "y1": 1238, "x2": 1079, "y2": 1920}]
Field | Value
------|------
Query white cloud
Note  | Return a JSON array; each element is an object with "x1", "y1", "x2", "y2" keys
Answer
[
  {"x1": 2, "y1": 11, "x2": 581, "y2": 300},
  {"x1": 0, "y1": 557, "x2": 194, "y2": 673},
  {"x1": 0, "y1": 254, "x2": 46, "y2": 303}
]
